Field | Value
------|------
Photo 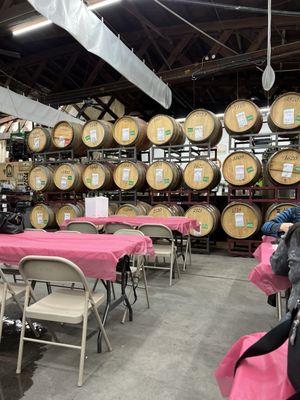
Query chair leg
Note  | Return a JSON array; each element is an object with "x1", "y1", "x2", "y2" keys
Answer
[
  {"x1": 121, "y1": 286, "x2": 133, "y2": 324},
  {"x1": 276, "y1": 291, "x2": 283, "y2": 321},
  {"x1": 93, "y1": 306, "x2": 112, "y2": 352},
  {"x1": 169, "y1": 252, "x2": 174, "y2": 287},
  {"x1": 111, "y1": 283, "x2": 116, "y2": 300},
  {"x1": 175, "y1": 254, "x2": 181, "y2": 279},
  {"x1": 141, "y1": 265, "x2": 150, "y2": 309},
  {"x1": 16, "y1": 286, "x2": 30, "y2": 374},
  {"x1": 78, "y1": 295, "x2": 89, "y2": 387},
  {"x1": 188, "y1": 235, "x2": 192, "y2": 266},
  {"x1": 0, "y1": 283, "x2": 7, "y2": 344},
  {"x1": 92, "y1": 279, "x2": 99, "y2": 293}
]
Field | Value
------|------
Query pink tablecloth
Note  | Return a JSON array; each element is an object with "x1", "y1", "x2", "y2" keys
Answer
[
  {"x1": 215, "y1": 332, "x2": 295, "y2": 399},
  {"x1": 249, "y1": 242, "x2": 290, "y2": 295},
  {"x1": 64, "y1": 215, "x2": 199, "y2": 236},
  {"x1": 0, "y1": 231, "x2": 154, "y2": 281}
]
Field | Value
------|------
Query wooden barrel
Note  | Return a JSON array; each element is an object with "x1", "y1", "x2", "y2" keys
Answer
[
  {"x1": 268, "y1": 92, "x2": 300, "y2": 133},
  {"x1": 183, "y1": 109, "x2": 222, "y2": 148},
  {"x1": 82, "y1": 120, "x2": 116, "y2": 149},
  {"x1": 27, "y1": 127, "x2": 55, "y2": 153},
  {"x1": 109, "y1": 203, "x2": 118, "y2": 215},
  {"x1": 147, "y1": 114, "x2": 185, "y2": 146},
  {"x1": 53, "y1": 163, "x2": 84, "y2": 191},
  {"x1": 148, "y1": 204, "x2": 184, "y2": 217},
  {"x1": 113, "y1": 116, "x2": 151, "y2": 151},
  {"x1": 51, "y1": 121, "x2": 85, "y2": 156},
  {"x1": 183, "y1": 159, "x2": 221, "y2": 190},
  {"x1": 113, "y1": 161, "x2": 147, "y2": 191},
  {"x1": 56, "y1": 203, "x2": 85, "y2": 226},
  {"x1": 116, "y1": 201, "x2": 151, "y2": 216},
  {"x1": 224, "y1": 100, "x2": 263, "y2": 136},
  {"x1": 28, "y1": 165, "x2": 56, "y2": 192},
  {"x1": 222, "y1": 151, "x2": 262, "y2": 186},
  {"x1": 266, "y1": 149, "x2": 300, "y2": 186},
  {"x1": 146, "y1": 161, "x2": 182, "y2": 191},
  {"x1": 221, "y1": 202, "x2": 262, "y2": 239},
  {"x1": 185, "y1": 204, "x2": 220, "y2": 237},
  {"x1": 82, "y1": 162, "x2": 115, "y2": 190},
  {"x1": 30, "y1": 204, "x2": 57, "y2": 229},
  {"x1": 265, "y1": 203, "x2": 296, "y2": 221}
]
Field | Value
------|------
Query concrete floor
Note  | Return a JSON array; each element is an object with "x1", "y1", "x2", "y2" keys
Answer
[{"x1": 0, "y1": 251, "x2": 277, "y2": 400}]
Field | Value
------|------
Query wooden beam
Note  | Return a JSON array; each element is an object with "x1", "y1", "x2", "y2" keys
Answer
[
  {"x1": 26, "y1": 59, "x2": 47, "y2": 93},
  {"x1": 84, "y1": 59, "x2": 105, "y2": 87},
  {"x1": 159, "y1": 34, "x2": 193, "y2": 72},
  {"x1": 94, "y1": 97, "x2": 118, "y2": 120},
  {"x1": 247, "y1": 29, "x2": 267, "y2": 52},
  {"x1": 0, "y1": 0, "x2": 14, "y2": 12},
  {"x1": 0, "y1": 2, "x2": 35, "y2": 24},
  {"x1": 98, "y1": 96, "x2": 115, "y2": 119},
  {"x1": 209, "y1": 30, "x2": 233, "y2": 57},
  {"x1": 52, "y1": 52, "x2": 80, "y2": 91}
]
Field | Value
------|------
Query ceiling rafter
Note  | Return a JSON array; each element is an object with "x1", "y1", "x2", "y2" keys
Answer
[
  {"x1": 209, "y1": 30, "x2": 234, "y2": 57},
  {"x1": 159, "y1": 34, "x2": 194, "y2": 72},
  {"x1": 52, "y1": 52, "x2": 80, "y2": 91}
]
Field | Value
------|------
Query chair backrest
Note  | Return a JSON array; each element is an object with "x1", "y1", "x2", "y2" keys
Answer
[
  {"x1": 138, "y1": 224, "x2": 173, "y2": 239},
  {"x1": 19, "y1": 256, "x2": 90, "y2": 292},
  {"x1": 113, "y1": 229, "x2": 144, "y2": 237},
  {"x1": 55, "y1": 230, "x2": 81, "y2": 234},
  {"x1": 66, "y1": 221, "x2": 98, "y2": 234},
  {"x1": 26, "y1": 228, "x2": 46, "y2": 232},
  {"x1": 105, "y1": 222, "x2": 133, "y2": 234}
]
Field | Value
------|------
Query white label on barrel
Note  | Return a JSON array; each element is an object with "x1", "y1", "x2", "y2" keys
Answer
[
  {"x1": 90, "y1": 129, "x2": 97, "y2": 142},
  {"x1": 64, "y1": 213, "x2": 71, "y2": 221},
  {"x1": 121, "y1": 128, "x2": 130, "y2": 141},
  {"x1": 33, "y1": 137, "x2": 40, "y2": 149},
  {"x1": 92, "y1": 173, "x2": 99, "y2": 186},
  {"x1": 155, "y1": 168, "x2": 163, "y2": 183},
  {"x1": 122, "y1": 168, "x2": 130, "y2": 182},
  {"x1": 194, "y1": 168, "x2": 202, "y2": 182},
  {"x1": 35, "y1": 177, "x2": 42, "y2": 189},
  {"x1": 61, "y1": 176, "x2": 67, "y2": 188},
  {"x1": 37, "y1": 212, "x2": 43, "y2": 225},
  {"x1": 194, "y1": 125, "x2": 203, "y2": 140},
  {"x1": 58, "y1": 136, "x2": 65, "y2": 147},
  {"x1": 235, "y1": 212, "x2": 244, "y2": 227},
  {"x1": 235, "y1": 165, "x2": 245, "y2": 180},
  {"x1": 157, "y1": 127, "x2": 165, "y2": 142},
  {"x1": 236, "y1": 112, "x2": 247, "y2": 128},
  {"x1": 283, "y1": 108, "x2": 294, "y2": 125},
  {"x1": 282, "y1": 163, "x2": 293, "y2": 178}
]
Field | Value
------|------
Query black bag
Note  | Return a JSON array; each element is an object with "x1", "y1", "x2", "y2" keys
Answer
[{"x1": 0, "y1": 212, "x2": 24, "y2": 234}]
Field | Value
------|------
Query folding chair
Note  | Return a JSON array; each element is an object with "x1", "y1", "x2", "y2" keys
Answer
[
  {"x1": 16, "y1": 256, "x2": 112, "y2": 387},
  {"x1": 66, "y1": 221, "x2": 98, "y2": 234},
  {"x1": 25, "y1": 228, "x2": 47, "y2": 232},
  {"x1": 114, "y1": 229, "x2": 150, "y2": 323},
  {"x1": 105, "y1": 222, "x2": 133, "y2": 234},
  {"x1": 138, "y1": 224, "x2": 180, "y2": 286}
]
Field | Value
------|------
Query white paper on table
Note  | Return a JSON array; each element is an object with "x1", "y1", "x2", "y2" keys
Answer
[
  {"x1": 235, "y1": 212, "x2": 245, "y2": 227},
  {"x1": 283, "y1": 108, "x2": 295, "y2": 125},
  {"x1": 155, "y1": 168, "x2": 164, "y2": 183},
  {"x1": 121, "y1": 127, "x2": 130, "y2": 141},
  {"x1": 194, "y1": 168, "x2": 202, "y2": 182},
  {"x1": 64, "y1": 213, "x2": 71, "y2": 221},
  {"x1": 90, "y1": 129, "x2": 97, "y2": 142},
  {"x1": 194, "y1": 125, "x2": 204, "y2": 140},
  {"x1": 58, "y1": 136, "x2": 65, "y2": 147},
  {"x1": 37, "y1": 212, "x2": 43, "y2": 225},
  {"x1": 33, "y1": 137, "x2": 40, "y2": 149},
  {"x1": 35, "y1": 177, "x2": 42, "y2": 189},
  {"x1": 92, "y1": 173, "x2": 99, "y2": 186},
  {"x1": 236, "y1": 112, "x2": 248, "y2": 128},
  {"x1": 61, "y1": 176, "x2": 68, "y2": 188},
  {"x1": 157, "y1": 127, "x2": 165, "y2": 142},
  {"x1": 235, "y1": 165, "x2": 245, "y2": 180},
  {"x1": 122, "y1": 168, "x2": 130, "y2": 182},
  {"x1": 282, "y1": 163, "x2": 294, "y2": 178}
]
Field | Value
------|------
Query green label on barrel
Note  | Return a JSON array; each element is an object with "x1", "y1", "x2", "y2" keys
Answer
[
  {"x1": 67, "y1": 176, "x2": 72, "y2": 180},
  {"x1": 188, "y1": 128, "x2": 193, "y2": 132},
  {"x1": 164, "y1": 178, "x2": 170, "y2": 183},
  {"x1": 202, "y1": 223, "x2": 208, "y2": 229},
  {"x1": 247, "y1": 115, "x2": 254, "y2": 121},
  {"x1": 247, "y1": 166, "x2": 254, "y2": 173},
  {"x1": 295, "y1": 166, "x2": 300, "y2": 172},
  {"x1": 87, "y1": 178, "x2": 91, "y2": 183},
  {"x1": 247, "y1": 222, "x2": 254, "y2": 228},
  {"x1": 43, "y1": 219, "x2": 47, "y2": 224},
  {"x1": 165, "y1": 130, "x2": 171, "y2": 135},
  {"x1": 130, "y1": 130, "x2": 135, "y2": 136},
  {"x1": 296, "y1": 115, "x2": 300, "y2": 121},
  {"x1": 85, "y1": 135, "x2": 90, "y2": 141},
  {"x1": 129, "y1": 180, "x2": 134, "y2": 185},
  {"x1": 203, "y1": 176, "x2": 209, "y2": 182}
]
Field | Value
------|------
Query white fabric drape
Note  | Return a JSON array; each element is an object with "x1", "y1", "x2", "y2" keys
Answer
[
  {"x1": 0, "y1": 86, "x2": 83, "y2": 127},
  {"x1": 28, "y1": 0, "x2": 172, "y2": 109}
]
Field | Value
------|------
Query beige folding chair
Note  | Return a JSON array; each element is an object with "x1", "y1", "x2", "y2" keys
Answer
[
  {"x1": 25, "y1": 228, "x2": 47, "y2": 232},
  {"x1": 138, "y1": 224, "x2": 180, "y2": 286},
  {"x1": 114, "y1": 229, "x2": 150, "y2": 323},
  {"x1": 16, "y1": 256, "x2": 112, "y2": 387},
  {"x1": 105, "y1": 222, "x2": 133, "y2": 234},
  {"x1": 66, "y1": 221, "x2": 98, "y2": 234}
]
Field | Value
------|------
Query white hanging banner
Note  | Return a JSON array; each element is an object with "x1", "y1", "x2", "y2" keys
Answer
[
  {"x1": 28, "y1": 0, "x2": 172, "y2": 109},
  {"x1": 0, "y1": 86, "x2": 83, "y2": 127}
]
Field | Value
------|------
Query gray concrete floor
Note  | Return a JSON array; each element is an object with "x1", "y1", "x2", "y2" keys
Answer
[{"x1": 0, "y1": 251, "x2": 277, "y2": 400}]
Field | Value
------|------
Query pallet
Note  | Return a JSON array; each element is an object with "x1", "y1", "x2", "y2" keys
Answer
[{"x1": 227, "y1": 238, "x2": 261, "y2": 257}]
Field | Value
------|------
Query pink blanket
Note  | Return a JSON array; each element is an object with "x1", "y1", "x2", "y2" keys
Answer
[
  {"x1": 215, "y1": 332, "x2": 295, "y2": 399},
  {"x1": 0, "y1": 231, "x2": 154, "y2": 281},
  {"x1": 63, "y1": 215, "x2": 199, "y2": 236}
]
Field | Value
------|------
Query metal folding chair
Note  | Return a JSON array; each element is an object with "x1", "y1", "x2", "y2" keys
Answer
[
  {"x1": 66, "y1": 221, "x2": 98, "y2": 234},
  {"x1": 105, "y1": 222, "x2": 133, "y2": 234}
]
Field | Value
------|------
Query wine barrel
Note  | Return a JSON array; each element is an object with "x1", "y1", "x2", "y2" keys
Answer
[
  {"x1": 266, "y1": 149, "x2": 300, "y2": 186},
  {"x1": 146, "y1": 161, "x2": 182, "y2": 191},
  {"x1": 27, "y1": 127, "x2": 55, "y2": 153},
  {"x1": 183, "y1": 159, "x2": 221, "y2": 191},
  {"x1": 148, "y1": 204, "x2": 184, "y2": 218},
  {"x1": 113, "y1": 116, "x2": 151, "y2": 151},
  {"x1": 28, "y1": 165, "x2": 56, "y2": 192},
  {"x1": 116, "y1": 201, "x2": 151, "y2": 216},
  {"x1": 265, "y1": 203, "x2": 296, "y2": 221},
  {"x1": 268, "y1": 92, "x2": 300, "y2": 133},
  {"x1": 82, "y1": 162, "x2": 115, "y2": 190},
  {"x1": 51, "y1": 121, "x2": 85, "y2": 156},
  {"x1": 222, "y1": 151, "x2": 262, "y2": 186},
  {"x1": 221, "y1": 202, "x2": 262, "y2": 239},
  {"x1": 113, "y1": 161, "x2": 147, "y2": 191},
  {"x1": 224, "y1": 100, "x2": 263, "y2": 136},
  {"x1": 147, "y1": 115, "x2": 185, "y2": 146},
  {"x1": 53, "y1": 163, "x2": 84, "y2": 191},
  {"x1": 82, "y1": 120, "x2": 116, "y2": 149},
  {"x1": 185, "y1": 204, "x2": 220, "y2": 237},
  {"x1": 56, "y1": 203, "x2": 85, "y2": 226},
  {"x1": 109, "y1": 203, "x2": 118, "y2": 215},
  {"x1": 183, "y1": 109, "x2": 222, "y2": 148},
  {"x1": 30, "y1": 204, "x2": 57, "y2": 229}
]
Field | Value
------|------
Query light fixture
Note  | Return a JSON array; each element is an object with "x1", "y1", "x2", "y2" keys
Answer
[
  {"x1": 12, "y1": 19, "x2": 52, "y2": 36},
  {"x1": 88, "y1": 0, "x2": 122, "y2": 10}
]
